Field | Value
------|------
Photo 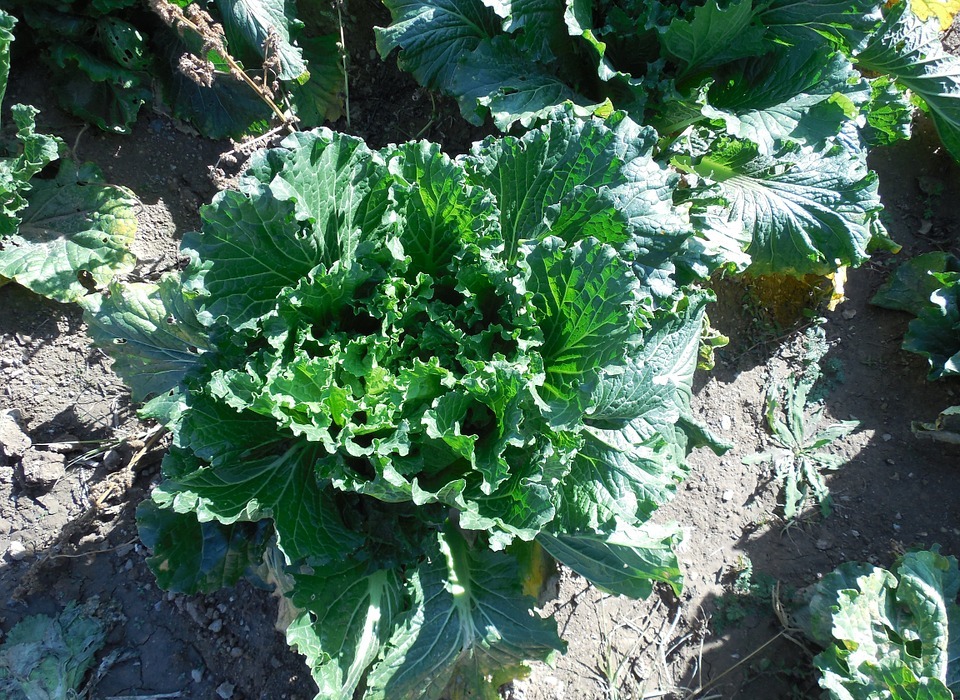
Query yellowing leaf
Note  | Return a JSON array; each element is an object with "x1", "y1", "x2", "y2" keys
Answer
[{"x1": 910, "y1": 0, "x2": 960, "y2": 30}]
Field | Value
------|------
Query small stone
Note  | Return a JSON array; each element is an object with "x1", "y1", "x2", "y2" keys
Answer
[
  {"x1": 841, "y1": 309, "x2": 857, "y2": 320},
  {"x1": 850, "y1": 529, "x2": 860, "y2": 538},
  {"x1": 886, "y1": 458, "x2": 895, "y2": 465},
  {"x1": 816, "y1": 538, "x2": 832, "y2": 551},
  {"x1": 721, "y1": 490, "x2": 734, "y2": 502},
  {"x1": 208, "y1": 618, "x2": 223, "y2": 633},
  {"x1": 6, "y1": 540, "x2": 27, "y2": 561},
  {"x1": 46, "y1": 436, "x2": 79, "y2": 454},
  {"x1": 882, "y1": 433, "x2": 893, "y2": 442},
  {"x1": 230, "y1": 646, "x2": 243, "y2": 658},
  {"x1": 18, "y1": 450, "x2": 66, "y2": 491},
  {"x1": 102, "y1": 449, "x2": 122, "y2": 471},
  {"x1": 216, "y1": 681, "x2": 235, "y2": 699},
  {"x1": 191, "y1": 668, "x2": 203, "y2": 683},
  {"x1": 0, "y1": 409, "x2": 31, "y2": 461},
  {"x1": 720, "y1": 415, "x2": 732, "y2": 431}
]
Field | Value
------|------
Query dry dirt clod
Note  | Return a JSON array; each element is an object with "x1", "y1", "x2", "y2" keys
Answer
[
  {"x1": 0, "y1": 408, "x2": 31, "y2": 462},
  {"x1": 6, "y1": 540, "x2": 28, "y2": 560},
  {"x1": 18, "y1": 449, "x2": 66, "y2": 491}
]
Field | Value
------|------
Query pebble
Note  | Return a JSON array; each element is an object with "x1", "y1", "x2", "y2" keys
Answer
[
  {"x1": 208, "y1": 618, "x2": 223, "y2": 633},
  {"x1": 721, "y1": 490, "x2": 733, "y2": 502},
  {"x1": 191, "y1": 669, "x2": 203, "y2": 683},
  {"x1": 816, "y1": 538, "x2": 832, "y2": 551},
  {"x1": 720, "y1": 415, "x2": 732, "y2": 431},
  {"x1": 102, "y1": 449, "x2": 123, "y2": 471},
  {"x1": 230, "y1": 647, "x2": 243, "y2": 658},
  {"x1": 850, "y1": 530, "x2": 860, "y2": 537},
  {"x1": 216, "y1": 681, "x2": 235, "y2": 699},
  {"x1": 6, "y1": 540, "x2": 27, "y2": 561},
  {"x1": 882, "y1": 433, "x2": 893, "y2": 442}
]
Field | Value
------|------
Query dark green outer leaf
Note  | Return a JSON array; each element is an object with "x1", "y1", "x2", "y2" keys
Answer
[
  {"x1": 660, "y1": 0, "x2": 767, "y2": 78},
  {"x1": 366, "y1": 527, "x2": 563, "y2": 700},
  {"x1": 903, "y1": 274, "x2": 960, "y2": 380},
  {"x1": 0, "y1": 161, "x2": 138, "y2": 302},
  {"x1": 538, "y1": 521, "x2": 683, "y2": 598},
  {"x1": 704, "y1": 47, "x2": 868, "y2": 155},
  {"x1": 872, "y1": 252, "x2": 960, "y2": 313},
  {"x1": 81, "y1": 277, "x2": 209, "y2": 402},
  {"x1": 452, "y1": 37, "x2": 596, "y2": 129},
  {"x1": 287, "y1": 562, "x2": 404, "y2": 700},
  {"x1": 376, "y1": 0, "x2": 501, "y2": 91},
  {"x1": 693, "y1": 139, "x2": 881, "y2": 277},
  {"x1": 154, "y1": 32, "x2": 271, "y2": 140},
  {"x1": 759, "y1": 0, "x2": 883, "y2": 52},
  {"x1": 0, "y1": 9, "x2": 14, "y2": 117},
  {"x1": 158, "y1": 441, "x2": 362, "y2": 564},
  {"x1": 215, "y1": 0, "x2": 308, "y2": 81},
  {"x1": 857, "y1": 3, "x2": 960, "y2": 164},
  {"x1": 137, "y1": 500, "x2": 271, "y2": 594}
]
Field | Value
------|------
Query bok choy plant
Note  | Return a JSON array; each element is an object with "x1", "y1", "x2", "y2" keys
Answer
[{"x1": 84, "y1": 111, "x2": 726, "y2": 698}]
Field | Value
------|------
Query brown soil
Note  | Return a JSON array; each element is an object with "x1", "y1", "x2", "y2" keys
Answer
[{"x1": 2, "y1": 3, "x2": 959, "y2": 699}]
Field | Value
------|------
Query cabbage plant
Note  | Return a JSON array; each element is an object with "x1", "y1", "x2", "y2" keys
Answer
[
  {"x1": 801, "y1": 548, "x2": 960, "y2": 699},
  {"x1": 0, "y1": 8, "x2": 139, "y2": 303},
  {"x1": 84, "y1": 112, "x2": 727, "y2": 698},
  {"x1": 376, "y1": 0, "x2": 960, "y2": 277}
]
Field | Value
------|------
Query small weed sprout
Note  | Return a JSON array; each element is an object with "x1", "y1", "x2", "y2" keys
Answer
[{"x1": 744, "y1": 327, "x2": 859, "y2": 520}]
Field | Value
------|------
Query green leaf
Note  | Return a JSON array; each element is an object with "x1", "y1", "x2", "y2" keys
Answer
[
  {"x1": 704, "y1": 47, "x2": 869, "y2": 155},
  {"x1": 0, "y1": 161, "x2": 138, "y2": 302},
  {"x1": 759, "y1": 0, "x2": 884, "y2": 52},
  {"x1": 861, "y1": 75, "x2": 915, "y2": 148},
  {"x1": 462, "y1": 111, "x2": 672, "y2": 262},
  {"x1": 0, "y1": 104, "x2": 63, "y2": 236},
  {"x1": 243, "y1": 129, "x2": 392, "y2": 266},
  {"x1": 155, "y1": 32, "x2": 272, "y2": 140},
  {"x1": 49, "y1": 42, "x2": 150, "y2": 134},
  {"x1": 526, "y1": 236, "x2": 642, "y2": 407},
  {"x1": 809, "y1": 550, "x2": 960, "y2": 699},
  {"x1": 287, "y1": 562, "x2": 404, "y2": 700},
  {"x1": 286, "y1": 35, "x2": 344, "y2": 125},
  {"x1": 903, "y1": 273, "x2": 960, "y2": 379},
  {"x1": 538, "y1": 521, "x2": 683, "y2": 598},
  {"x1": 80, "y1": 276, "x2": 210, "y2": 402},
  {"x1": 0, "y1": 9, "x2": 15, "y2": 116},
  {"x1": 158, "y1": 440, "x2": 363, "y2": 564},
  {"x1": 660, "y1": 0, "x2": 767, "y2": 79},
  {"x1": 872, "y1": 252, "x2": 960, "y2": 313},
  {"x1": 0, "y1": 601, "x2": 106, "y2": 700},
  {"x1": 215, "y1": 0, "x2": 308, "y2": 81},
  {"x1": 366, "y1": 527, "x2": 563, "y2": 700},
  {"x1": 452, "y1": 37, "x2": 597, "y2": 129},
  {"x1": 137, "y1": 500, "x2": 271, "y2": 594},
  {"x1": 692, "y1": 138, "x2": 882, "y2": 277},
  {"x1": 183, "y1": 189, "x2": 315, "y2": 328},
  {"x1": 857, "y1": 2, "x2": 960, "y2": 164},
  {"x1": 387, "y1": 140, "x2": 495, "y2": 276},
  {"x1": 376, "y1": 0, "x2": 501, "y2": 91}
]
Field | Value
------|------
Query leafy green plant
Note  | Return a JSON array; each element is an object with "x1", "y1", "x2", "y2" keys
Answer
[
  {"x1": 873, "y1": 251, "x2": 960, "y2": 380},
  {"x1": 84, "y1": 113, "x2": 728, "y2": 698},
  {"x1": 0, "y1": 599, "x2": 107, "y2": 700},
  {"x1": 372, "y1": 0, "x2": 960, "y2": 278},
  {"x1": 0, "y1": 8, "x2": 139, "y2": 303},
  {"x1": 799, "y1": 548, "x2": 960, "y2": 699},
  {"x1": 711, "y1": 555, "x2": 777, "y2": 634},
  {"x1": 2, "y1": 0, "x2": 344, "y2": 137},
  {"x1": 744, "y1": 327, "x2": 859, "y2": 519}
]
